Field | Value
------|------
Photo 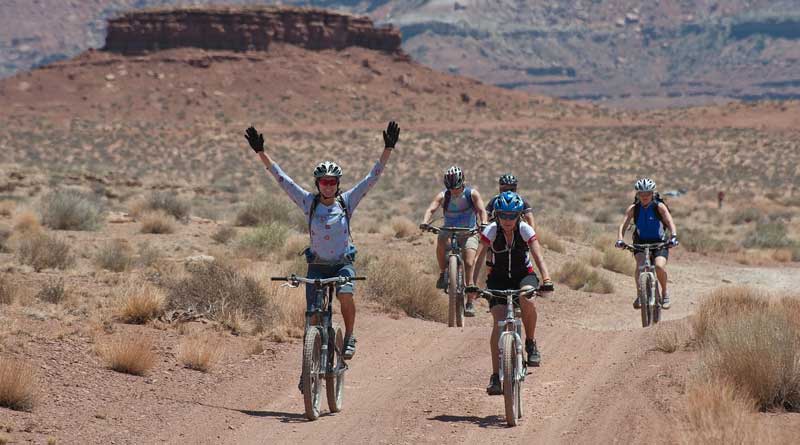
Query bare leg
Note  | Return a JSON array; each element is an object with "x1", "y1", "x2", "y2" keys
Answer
[
  {"x1": 490, "y1": 306, "x2": 505, "y2": 374},
  {"x1": 464, "y1": 247, "x2": 478, "y2": 304},
  {"x1": 654, "y1": 256, "x2": 668, "y2": 296},
  {"x1": 519, "y1": 286, "x2": 537, "y2": 340},
  {"x1": 337, "y1": 293, "x2": 355, "y2": 337}
]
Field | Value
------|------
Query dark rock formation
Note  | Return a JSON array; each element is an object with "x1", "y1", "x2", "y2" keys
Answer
[{"x1": 103, "y1": 6, "x2": 402, "y2": 55}]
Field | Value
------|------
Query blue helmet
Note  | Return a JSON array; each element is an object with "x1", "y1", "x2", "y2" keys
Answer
[{"x1": 494, "y1": 191, "x2": 524, "y2": 214}]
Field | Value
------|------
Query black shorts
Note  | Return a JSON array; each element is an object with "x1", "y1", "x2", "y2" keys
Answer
[
  {"x1": 632, "y1": 241, "x2": 669, "y2": 261},
  {"x1": 485, "y1": 273, "x2": 539, "y2": 308}
]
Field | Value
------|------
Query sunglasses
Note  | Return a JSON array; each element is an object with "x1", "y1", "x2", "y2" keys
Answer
[
  {"x1": 496, "y1": 211, "x2": 519, "y2": 221},
  {"x1": 499, "y1": 186, "x2": 517, "y2": 192},
  {"x1": 318, "y1": 178, "x2": 339, "y2": 187}
]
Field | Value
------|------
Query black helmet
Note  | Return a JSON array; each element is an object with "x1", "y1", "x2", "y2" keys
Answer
[{"x1": 498, "y1": 174, "x2": 518, "y2": 187}]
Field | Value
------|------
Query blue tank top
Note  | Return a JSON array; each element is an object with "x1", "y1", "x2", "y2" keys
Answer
[
  {"x1": 635, "y1": 203, "x2": 665, "y2": 241},
  {"x1": 443, "y1": 188, "x2": 477, "y2": 228}
]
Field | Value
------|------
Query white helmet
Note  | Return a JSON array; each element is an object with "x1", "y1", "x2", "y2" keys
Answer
[
  {"x1": 313, "y1": 161, "x2": 343, "y2": 178},
  {"x1": 443, "y1": 166, "x2": 464, "y2": 189},
  {"x1": 634, "y1": 177, "x2": 656, "y2": 192}
]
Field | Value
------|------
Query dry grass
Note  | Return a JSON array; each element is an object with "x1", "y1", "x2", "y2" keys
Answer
[
  {"x1": 691, "y1": 286, "x2": 769, "y2": 344},
  {"x1": 0, "y1": 200, "x2": 16, "y2": 217},
  {"x1": 238, "y1": 222, "x2": 290, "y2": 255},
  {"x1": 211, "y1": 225, "x2": 237, "y2": 244},
  {"x1": 0, "y1": 275, "x2": 17, "y2": 305},
  {"x1": 101, "y1": 334, "x2": 156, "y2": 376},
  {"x1": 12, "y1": 210, "x2": 41, "y2": 234},
  {"x1": 366, "y1": 254, "x2": 447, "y2": 322},
  {"x1": 235, "y1": 193, "x2": 305, "y2": 230},
  {"x1": 36, "y1": 278, "x2": 68, "y2": 304},
  {"x1": 116, "y1": 280, "x2": 166, "y2": 324},
  {"x1": 683, "y1": 379, "x2": 759, "y2": 445},
  {"x1": 94, "y1": 239, "x2": 134, "y2": 272},
  {"x1": 743, "y1": 221, "x2": 792, "y2": 248},
  {"x1": 554, "y1": 261, "x2": 614, "y2": 294},
  {"x1": 39, "y1": 189, "x2": 104, "y2": 231},
  {"x1": 139, "y1": 210, "x2": 176, "y2": 234},
  {"x1": 391, "y1": 216, "x2": 417, "y2": 238},
  {"x1": 16, "y1": 231, "x2": 74, "y2": 271},
  {"x1": 281, "y1": 233, "x2": 308, "y2": 261},
  {"x1": 0, "y1": 225, "x2": 10, "y2": 253},
  {"x1": 601, "y1": 246, "x2": 635, "y2": 275},
  {"x1": 143, "y1": 191, "x2": 190, "y2": 220},
  {"x1": 771, "y1": 248, "x2": 793, "y2": 263},
  {"x1": 178, "y1": 333, "x2": 223, "y2": 372},
  {"x1": 731, "y1": 207, "x2": 761, "y2": 225},
  {"x1": 585, "y1": 251, "x2": 603, "y2": 267},
  {"x1": 682, "y1": 229, "x2": 736, "y2": 255},
  {"x1": 655, "y1": 324, "x2": 684, "y2": 353},
  {"x1": 136, "y1": 241, "x2": 162, "y2": 267},
  {"x1": 0, "y1": 358, "x2": 37, "y2": 411},
  {"x1": 537, "y1": 227, "x2": 565, "y2": 253}
]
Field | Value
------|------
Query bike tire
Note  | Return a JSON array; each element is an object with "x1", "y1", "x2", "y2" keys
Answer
[
  {"x1": 502, "y1": 334, "x2": 520, "y2": 426},
  {"x1": 652, "y1": 278, "x2": 661, "y2": 325},
  {"x1": 302, "y1": 327, "x2": 323, "y2": 420},
  {"x1": 639, "y1": 274, "x2": 650, "y2": 328},
  {"x1": 455, "y1": 262, "x2": 465, "y2": 328},
  {"x1": 448, "y1": 255, "x2": 458, "y2": 328},
  {"x1": 326, "y1": 324, "x2": 345, "y2": 413}
]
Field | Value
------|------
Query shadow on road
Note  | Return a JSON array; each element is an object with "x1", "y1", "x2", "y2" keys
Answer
[
  {"x1": 429, "y1": 414, "x2": 507, "y2": 429},
  {"x1": 237, "y1": 409, "x2": 310, "y2": 423}
]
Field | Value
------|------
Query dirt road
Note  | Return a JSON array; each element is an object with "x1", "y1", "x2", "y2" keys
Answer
[{"x1": 149, "y1": 260, "x2": 800, "y2": 445}]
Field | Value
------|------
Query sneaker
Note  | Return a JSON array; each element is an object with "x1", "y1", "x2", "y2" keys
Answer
[
  {"x1": 436, "y1": 271, "x2": 446, "y2": 289},
  {"x1": 633, "y1": 295, "x2": 641, "y2": 310},
  {"x1": 525, "y1": 338, "x2": 541, "y2": 367},
  {"x1": 486, "y1": 373, "x2": 502, "y2": 396},
  {"x1": 662, "y1": 293, "x2": 671, "y2": 310},
  {"x1": 298, "y1": 374, "x2": 304, "y2": 393},
  {"x1": 464, "y1": 302, "x2": 476, "y2": 317},
  {"x1": 343, "y1": 335, "x2": 357, "y2": 360}
]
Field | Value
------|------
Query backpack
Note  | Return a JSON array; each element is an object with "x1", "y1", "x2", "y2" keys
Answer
[
  {"x1": 308, "y1": 193, "x2": 351, "y2": 240},
  {"x1": 442, "y1": 186, "x2": 475, "y2": 216}
]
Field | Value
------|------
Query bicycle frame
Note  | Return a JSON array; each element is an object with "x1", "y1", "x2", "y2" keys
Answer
[
  {"x1": 421, "y1": 225, "x2": 478, "y2": 293},
  {"x1": 621, "y1": 242, "x2": 672, "y2": 327}
]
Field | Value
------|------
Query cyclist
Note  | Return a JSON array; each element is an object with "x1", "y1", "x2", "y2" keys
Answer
[
  {"x1": 476, "y1": 173, "x2": 535, "y2": 283},
  {"x1": 420, "y1": 166, "x2": 488, "y2": 316},
  {"x1": 245, "y1": 121, "x2": 400, "y2": 362},
  {"x1": 615, "y1": 178, "x2": 679, "y2": 310},
  {"x1": 477, "y1": 191, "x2": 553, "y2": 395}
]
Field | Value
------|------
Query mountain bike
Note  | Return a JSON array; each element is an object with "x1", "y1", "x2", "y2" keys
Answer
[
  {"x1": 421, "y1": 224, "x2": 479, "y2": 327},
  {"x1": 271, "y1": 274, "x2": 365, "y2": 421},
  {"x1": 619, "y1": 242, "x2": 673, "y2": 328},
  {"x1": 467, "y1": 285, "x2": 538, "y2": 427}
]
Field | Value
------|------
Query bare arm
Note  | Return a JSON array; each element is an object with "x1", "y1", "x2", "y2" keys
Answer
[
  {"x1": 528, "y1": 238, "x2": 550, "y2": 281},
  {"x1": 422, "y1": 193, "x2": 444, "y2": 225},
  {"x1": 470, "y1": 189, "x2": 489, "y2": 225},
  {"x1": 523, "y1": 211, "x2": 535, "y2": 229},
  {"x1": 617, "y1": 205, "x2": 635, "y2": 241},
  {"x1": 657, "y1": 203, "x2": 677, "y2": 236},
  {"x1": 257, "y1": 151, "x2": 275, "y2": 170}
]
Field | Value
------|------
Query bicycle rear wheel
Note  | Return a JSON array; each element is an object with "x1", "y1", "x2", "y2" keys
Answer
[
  {"x1": 302, "y1": 327, "x2": 323, "y2": 420},
  {"x1": 326, "y1": 324, "x2": 345, "y2": 413},
  {"x1": 448, "y1": 255, "x2": 459, "y2": 327},
  {"x1": 653, "y1": 283, "x2": 662, "y2": 325},
  {"x1": 455, "y1": 262, "x2": 465, "y2": 327},
  {"x1": 639, "y1": 275, "x2": 650, "y2": 328},
  {"x1": 502, "y1": 334, "x2": 520, "y2": 426}
]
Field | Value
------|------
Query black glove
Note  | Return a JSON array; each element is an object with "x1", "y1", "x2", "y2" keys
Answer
[
  {"x1": 669, "y1": 235, "x2": 679, "y2": 247},
  {"x1": 245, "y1": 126, "x2": 265, "y2": 153},
  {"x1": 383, "y1": 121, "x2": 400, "y2": 149},
  {"x1": 539, "y1": 279, "x2": 554, "y2": 293}
]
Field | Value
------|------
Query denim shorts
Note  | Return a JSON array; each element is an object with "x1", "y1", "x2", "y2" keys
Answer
[{"x1": 305, "y1": 263, "x2": 356, "y2": 310}]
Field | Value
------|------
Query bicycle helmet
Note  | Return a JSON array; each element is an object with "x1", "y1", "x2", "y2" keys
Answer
[
  {"x1": 494, "y1": 191, "x2": 524, "y2": 213},
  {"x1": 634, "y1": 177, "x2": 656, "y2": 192},
  {"x1": 498, "y1": 174, "x2": 518, "y2": 187},
  {"x1": 313, "y1": 161, "x2": 343, "y2": 179},
  {"x1": 443, "y1": 166, "x2": 465, "y2": 189}
]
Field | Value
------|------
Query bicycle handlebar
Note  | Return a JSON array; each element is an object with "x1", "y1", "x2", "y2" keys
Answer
[
  {"x1": 464, "y1": 286, "x2": 537, "y2": 299},
  {"x1": 420, "y1": 224, "x2": 480, "y2": 235},
  {"x1": 271, "y1": 275, "x2": 367, "y2": 285},
  {"x1": 620, "y1": 241, "x2": 673, "y2": 253}
]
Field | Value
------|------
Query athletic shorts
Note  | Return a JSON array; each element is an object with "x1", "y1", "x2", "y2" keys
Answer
[
  {"x1": 485, "y1": 273, "x2": 539, "y2": 308},
  {"x1": 305, "y1": 263, "x2": 355, "y2": 310},
  {"x1": 438, "y1": 231, "x2": 480, "y2": 251}
]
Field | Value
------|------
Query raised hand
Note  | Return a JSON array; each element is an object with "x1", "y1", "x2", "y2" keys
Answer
[
  {"x1": 245, "y1": 126, "x2": 265, "y2": 153},
  {"x1": 383, "y1": 121, "x2": 400, "y2": 149}
]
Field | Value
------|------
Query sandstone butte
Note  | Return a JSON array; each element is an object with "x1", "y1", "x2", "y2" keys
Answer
[{"x1": 103, "y1": 6, "x2": 404, "y2": 55}]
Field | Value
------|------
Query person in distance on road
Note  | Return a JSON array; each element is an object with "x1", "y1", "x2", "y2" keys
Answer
[
  {"x1": 420, "y1": 166, "x2": 488, "y2": 317},
  {"x1": 245, "y1": 121, "x2": 400, "y2": 373},
  {"x1": 615, "y1": 177, "x2": 679, "y2": 309},
  {"x1": 474, "y1": 191, "x2": 553, "y2": 395}
]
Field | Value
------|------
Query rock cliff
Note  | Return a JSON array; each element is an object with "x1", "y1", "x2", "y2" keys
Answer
[{"x1": 102, "y1": 6, "x2": 402, "y2": 55}]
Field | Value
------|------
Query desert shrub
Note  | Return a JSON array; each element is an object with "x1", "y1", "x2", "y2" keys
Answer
[
  {"x1": 554, "y1": 261, "x2": 614, "y2": 294},
  {"x1": 178, "y1": 333, "x2": 223, "y2": 372},
  {"x1": 366, "y1": 254, "x2": 447, "y2": 322},
  {"x1": 0, "y1": 275, "x2": 17, "y2": 305},
  {"x1": 700, "y1": 307, "x2": 800, "y2": 411},
  {"x1": 684, "y1": 379, "x2": 758, "y2": 444},
  {"x1": 731, "y1": 207, "x2": 761, "y2": 225},
  {"x1": 140, "y1": 210, "x2": 175, "y2": 234},
  {"x1": 655, "y1": 324, "x2": 683, "y2": 353},
  {"x1": 601, "y1": 246, "x2": 635, "y2": 275},
  {"x1": 281, "y1": 233, "x2": 308, "y2": 261},
  {"x1": 791, "y1": 245, "x2": 800, "y2": 263},
  {"x1": 12, "y1": 210, "x2": 41, "y2": 234},
  {"x1": 0, "y1": 358, "x2": 37, "y2": 411},
  {"x1": 101, "y1": 335, "x2": 156, "y2": 376},
  {"x1": 16, "y1": 232, "x2": 74, "y2": 271},
  {"x1": 691, "y1": 286, "x2": 769, "y2": 344},
  {"x1": 117, "y1": 280, "x2": 165, "y2": 324},
  {"x1": 94, "y1": 239, "x2": 134, "y2": 272},
  {"x1": 683, "y1": 228, "x2": 734, "y2": 254},
  {"x1": 235, "y1": 194, "x2": 305, "y2": 229},
  {"x1": 39, "y1": 189, "x2": 103, "y2": 231},
  {"x1": 391, "y1": 216, "x2": 417, "y2": 238},
  {"x1": 136, "y1": 241, "x2": 162, "y2": 267},
  {"x1": 586, "y1": 251, "x2": 603, "y2": 267},
  {"x1": 539, "y1": 214, "x2": 585, "y2": 239},
  {"x1": 211, "y1": 225, "x2": 236, "y2": 244},
  {"x1": 165, "y1": 261, "x2": 269, "y2": 333},
  {"x1": 145, "y1": 191, "x2": 190, "y2": 220},
  {"x1": 239, "y1": 222, "x2": 290, "y2": 254},
  {"x1": 36, "y1": 279, "x2": 67, "y2": 304},
  {"x1": 0, "y1": 225, "x2": 11, "y2": 253},
  {"x1": 742, "y1": 221, "x2": 791, "y2": 248},
  {"x1": 537, "y1": 227, "x2": 565, "y2": 253},
  {"x1": 0, "y1": 200, "x2": 15, "y2": 217}
]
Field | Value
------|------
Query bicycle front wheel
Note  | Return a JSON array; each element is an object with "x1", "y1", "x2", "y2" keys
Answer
[
  {"x1": 455, "y1": 261, "x2": 465, "y2": 328},
  {"x1": 302, "y1": 327, "x2": 323, "y2": 420},
  {"x1": 448, "y1": 255, "x2": 459, "y2": 327},
  {"x1": 639, "y1": 274, "x2": 651, "y2": 328},
  {"x1": 326, "y1": 324, "x2": 345, "y2": 413},
  {"x1": 502, "y1": 334, "x2": 520, "y2": 426}
]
